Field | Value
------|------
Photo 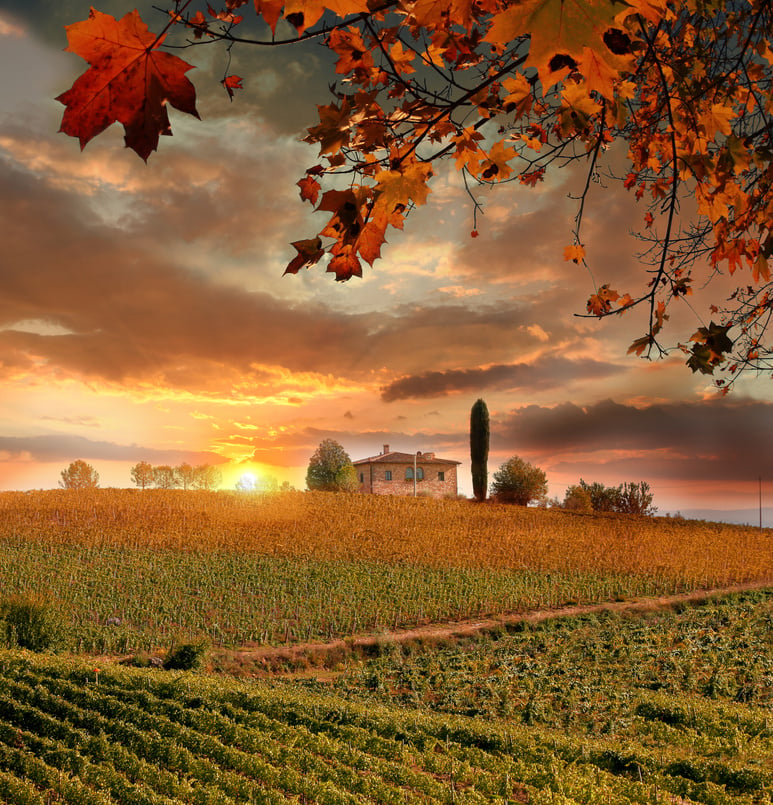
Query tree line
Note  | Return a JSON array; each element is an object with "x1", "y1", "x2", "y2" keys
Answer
[
  {"x1": 58, "y1": 423, "x2": 656, "y2": 515},
  {"x1": 58, "y1": 459, "x2": 222, "y2": 490},
  {"x1": 129, "y1": 461, "x2": 222, "y2": 490},
  {"x1": 470, "y1": 399, "x2": 656, "y2": 514}
]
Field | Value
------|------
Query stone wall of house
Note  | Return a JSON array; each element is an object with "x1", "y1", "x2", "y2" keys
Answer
[{"x1": 357, "y1": 462, "x2": 458, "y2": 498}]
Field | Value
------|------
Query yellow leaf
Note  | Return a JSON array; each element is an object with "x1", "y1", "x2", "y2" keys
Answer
[
  {"x1": 561, "y1": 81, "x2": 603, "y2": 118},
  {"x1": 502, "y1": 73, "x2": 533, "y2": 116},
  {"x1": 480, "y1": 139, "x2": 518, "y2": 181},
  {"x1": 485, "y1": 0, "x2": 622, "y2": 88},
  {"x1": 374, "y1": 162, "x2": 433, "y2": 211}
]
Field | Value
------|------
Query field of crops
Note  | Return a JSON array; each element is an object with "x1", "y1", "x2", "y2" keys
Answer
[
  {"x1": 0, "y1": 591, "x2": 770, "y2": 804},
  {"x1": 1, "y1": 489, "x2": 772, "y2": 653}
]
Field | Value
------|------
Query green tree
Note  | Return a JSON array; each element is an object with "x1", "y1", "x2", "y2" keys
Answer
[
  {"x1": 491, "y1": 456, "x2": 547, "y2": 506},
  {"x1": 130, "y1": 460, "x2": 154, "y2": 489},
  {"x1": 306, "y1": 439, "x2": 357, "y2": 492},
  {"x1": 334, "y1": 463, "x2": 360, "y2": 493},
  {"x1": 59, "y1": 459, "x2": 99, "y2": 489},
  {"x1": 470, "y1": 398, "x2": 490, "y2": 502},
  {"x1": 578, "y1": 479, "x2": 621, "y2": 512}
]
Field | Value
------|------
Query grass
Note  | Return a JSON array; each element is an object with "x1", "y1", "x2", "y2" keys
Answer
[{"x1": 0, "y1": 590, "x2": 770, "y2": 804}]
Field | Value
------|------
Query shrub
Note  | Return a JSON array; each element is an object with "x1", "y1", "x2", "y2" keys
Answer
[
  {"x1": 0, "y1": 596, "x2": 63, "y2": 651},
  {"x1": 163, "y1": 640, "x2": 208, "y2": 670},
  {"x1": 562, "y1": 484, "x2": 593, "y2": 512},
  {"x1": 491, "y1": 456, "x2": 548, "y2": 506},
  {"x1": 578, "y1": 479, "x2": 657, "y2": 515}
]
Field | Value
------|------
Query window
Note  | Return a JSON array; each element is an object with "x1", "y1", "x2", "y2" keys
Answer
[
  {"x1": 416, "y1": 467, "x2": 424, "y2": 480},
  {"x1": 385, "y1": 470, "x2": 392, "y2": 481},
  {"x1": 405, "y1": 467, "x2": 413, "y2": 480},
  {"x1": 438, "y1": 471, "x2": 445, "y2": 482},
  {"x1": 359, "y1": 473, "x2": 364, "y2": 483}
]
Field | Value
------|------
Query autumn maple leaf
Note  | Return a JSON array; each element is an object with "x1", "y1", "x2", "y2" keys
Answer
[
  {"x1": 56, "y1": 8, "x2": 199, "y2": 161},
  {"x1": 485, "y1": 0, "x2": 630, "y2": 87}
]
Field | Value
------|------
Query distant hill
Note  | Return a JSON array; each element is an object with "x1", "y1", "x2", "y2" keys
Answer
[{"x1": 667, "y1": 507, "x2": 773, "y2": 528}]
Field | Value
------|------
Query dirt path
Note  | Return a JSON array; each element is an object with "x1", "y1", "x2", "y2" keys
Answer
[{"x1": 211, "y1": 579, "x2": 773, "y2": 676}]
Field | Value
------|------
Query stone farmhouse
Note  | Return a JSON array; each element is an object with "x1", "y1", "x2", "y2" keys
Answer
[{"x1": 353, "y1": 445, "x2": 461, "y2": 498}]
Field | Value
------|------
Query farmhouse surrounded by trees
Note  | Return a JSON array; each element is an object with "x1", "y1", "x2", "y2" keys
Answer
[{"x1": 354, "y1": 445, "x2": 461, "y2": 498}]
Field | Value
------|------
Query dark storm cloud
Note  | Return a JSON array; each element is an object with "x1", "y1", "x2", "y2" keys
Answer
[
  {"x1": 381, "y1": 357, "x2": 619, "y2": 401},
  {"x1": 0, "y1": 434, "x2": 224, "y2": 464},
  {"x1": 495, "y1": 398, "x2": 773, "y2": 482}
]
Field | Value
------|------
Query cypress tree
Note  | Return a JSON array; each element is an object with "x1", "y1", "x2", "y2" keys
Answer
[{"x1": 470, "y1": 398, "x2": 489, "y2": 501}]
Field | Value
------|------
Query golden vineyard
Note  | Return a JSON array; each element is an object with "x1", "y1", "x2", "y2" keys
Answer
[
  {"x1": 2, "y1": 488, "x2": 771, "y2": 581},
  {"x1": 1, "y1": 489, "x2": 771, "y2": 651}
]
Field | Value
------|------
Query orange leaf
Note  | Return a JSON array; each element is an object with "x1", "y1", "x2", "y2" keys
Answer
[
  {"x1": 327, "y1": 243, "x2": 362, "y2": 281},
  {"x1": 485, "y1": 0, "x2": 622, "y2": 88},
  {"x1": 297, "y1": 175, "x2": 321, "y2": 205},
  {"x1": 577, "y1": 46, "x2": 620, "y2": 100},
  {"x1": 56, "y1": 8, "x2": 199, "y2": 161},
  {"x1": 753, "y1": 253, "x2": 771, "y2": 283},
  {"x1": 284, "y1": 237, "x2": 324, "y2": 274},
  {"x1": 282, "y1": 0, "x2": 369, "y2": 34},
  {"x1": 563, "y1": 243, "x2": 585, "y2": 263},
  {"x1": 480, "y1": 139, "x2": 518, "y2": 181},
  {"x1": 254, "y1": 0, "x2": 284, "y2": 33},
  {"x1": 586, "y1": 284, "x2": 619, "y2": 315},
  {"x1": 357, "y1": 219, "x2": 388, "y2": 265},
  {"x1": 627, "y1": 335, "x2": 652, "y2": 356}
]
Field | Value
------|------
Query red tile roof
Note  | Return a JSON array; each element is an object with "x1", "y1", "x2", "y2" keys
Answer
[{"x1": 353, "y1": 450, "x2": 461, "y2": 466}]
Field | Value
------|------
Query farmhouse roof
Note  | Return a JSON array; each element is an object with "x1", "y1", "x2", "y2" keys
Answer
[{"x1": 353, "y1": 445, "x2": 461, "y2": 466}]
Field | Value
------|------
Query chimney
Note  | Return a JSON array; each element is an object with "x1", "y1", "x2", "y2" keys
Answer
[{"x1": 383, "y1": 444, "x2": 390, "y2": 454}]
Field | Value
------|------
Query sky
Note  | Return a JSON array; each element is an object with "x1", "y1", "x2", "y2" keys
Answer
[{"x1": 1, "y1": 1, "x2": 773, "y2": 520}]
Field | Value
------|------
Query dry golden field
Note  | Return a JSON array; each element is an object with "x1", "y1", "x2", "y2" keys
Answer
[
  {"x1": 0, "y1": 489, "x2": 771, "y2": 651},
  {"x1": 2, "y1": 488, "x2": 771, "y2": 581}
]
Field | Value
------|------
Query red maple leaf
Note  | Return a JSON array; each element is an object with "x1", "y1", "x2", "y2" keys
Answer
[
  {"x1": 56, "y1": 8, "x2": 199, "y2": 161},
  {"x1": 222, "y1": 74, "x2": 243, "y2": 99},
  {"x1": 297, "y1": 175, "x2": 321, "y2": 205}
]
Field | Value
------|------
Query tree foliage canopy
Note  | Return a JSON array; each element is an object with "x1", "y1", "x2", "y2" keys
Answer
[
  {"x1": 56, "y1": 0, "x2": 773, "y2": 387},
  {"x1": 470, "y1": 398, "x2": 490, "y2": 501},
  {"x1": 578, "y1": 478, "x2": 656, "y2": 514},
  {"x1": 130, "y1": 461, "x2": 223, "y2": 489},
  {"x1": 490, "y1": 455, "x2": 547, "y2": 505},
  {"x1": 306, "y1": 438, "x2": 359, "y2": 491},
  {"x1": 130, "y1": 461, "x2": 154, "y2": 489},
  {"x1": 59, "y1": 459, "x2": 99, "y2": 489}
]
